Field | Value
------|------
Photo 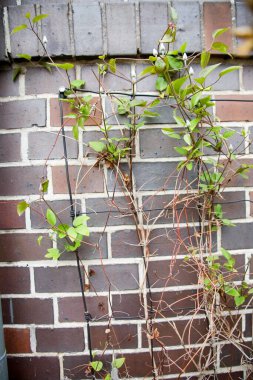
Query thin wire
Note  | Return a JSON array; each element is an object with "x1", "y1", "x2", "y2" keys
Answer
[{"x1": 59, "y1": 92, "x2": 96, "y2": 380}]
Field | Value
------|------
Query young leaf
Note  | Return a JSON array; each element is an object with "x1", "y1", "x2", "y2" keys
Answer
[
  {"x1": 67, "y1": 227, "x2": 78, "y2": 242},
  {"x1": 48, "y1": 62, "x2": 74, "y2": 71},
  {"x1": 11, "y1": 24, "x2": 27, "y2": 34},
  {"x1": 17, "y1": 53, "x2": 31, "y2": 61},
  {"x1": 41, "y1": 179, "x2": 49, "y2": 193},
  {"x1": 221, "y1": 247, "x2": 232, "y2": 261},
  {"x1": 90, "y1": 361, "x2": 103, "y2": 372},
  {"x1": 32, "y1": 14, "x2": 49, "y2": 23},
  {"x1": 46, "y1": 209, "x2": 57, "y2": 226},
  {"x1": 225, "y1": 287, "x2": 240, "y2": 297},
  {"x1": 155, "y1": 76, "x2": 167, "y2": 92},
  {"x1": 219, "y1": 66, "x2": 241, "y2": 78},
  {"x1": 25, "y1": 12, "x2": 31, "y2": 19},
  {"x1": 108, "y1": 58, "x2": 116, "y2": 73},
  {"x1": 37, "y1": 235, "x2": 43, "y2": 246},
  {"x1": 112, "y1": 357, "x2": 125, "y2": 369},
  {"x1": 211, "y1": 42, "x2": 228, "y2": 54},
  {"x1": 170, "y1": 6, "x2": 178, "y2": 22},
  {"x1": 75, "y1": 224, "x2": 89, "y2": 236},
  {"x1": 12, "y1": 67, "x2": 22, "y2": 81},
  {"x1": 45, "y1": 248, "x2": 61, "y2": 260},
  {"x1": 57, "y1": 224, "x2": 69, "y2": 238},
  {"x1": 139, "y1": 66, "x2": 156, "y2": 77},
  {"x1": 71, "y1": 79, "x2": 85, "y2": 89},
  {"x1": 212, "y1": 28, "x2": 229, "y2": 39},
  {"x1": 234, "y1": 295, "x2": 245, "y2": 307},
  {"x1": 200, "y1": 51, "x2": 210, "y2": 69},
  {"x1": 72, "y1": 125, "x2": 79, "y2": 140},
  {"x1": 104, "y1": 374, "x2": 111, "y2": 380},
  {"x1": 17, "y1": 200, "x2": 29, "y2": 216},
  {"x1": 73, "y1": 215, "x2": 90, "y2": 227},
  {"x1": 89, "y1": 141, "x2": 106, "y2": 153},
  {"x1": 199, "y1": 63, "x2": 221, "y2": 79}
]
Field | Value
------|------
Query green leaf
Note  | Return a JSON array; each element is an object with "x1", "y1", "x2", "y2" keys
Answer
[
  {"x1": 200, "y1": 51, "x2": 210, "y2": 69},
  {"x1": 72, "y1": 125, "x2": 79, "y2": 140},
  {"x1": 199, "y1": 63, "x2": 221, "y2": 79},
  {"x1": 222, "y1": 130, "x2": 236, "y2": 138},
  {"x1": 234, "y1": 295, "x2": 245, "y2": 307},
  {"x1": 32, "y1": 14, "x2": 49, "y2": 23},
  {"x1": 105, "y1": 374, "x2": 111, "y2": 380},
  {"x1": 225, "y1": 287, "x2": 240, "y2": 297},
  {"x1": 57, "y1": 224, "x2": 69, "y2": 238},
  {"x1": 17, "y1": 201, "x2": 29, "y2": 216},
  {"x1": 12, "y1": 67, "x2": 22, "y2": 81},
  {"x1": 71, "y1": 79, "x2": 85, "y2": 89},
  {"x1": 17, "y1": 53, "x2": 31, "y2": 61},
  {"x1": 191, "y1": 92, "x2": 203, "y2": 108},
  {"x1": 48, "y1": 62, "x2": 74, "y2": 71},
  {"x1": 211, "y1": 42, "x2": 228, "y2": 54},
  {"x1": 179, "y1": 42, "x2": 187, "y2": 53},
  {"x1": 67, "y1": 227, "x2": 77, "y2": 242},
  {"x1": 219, "y1": 66, "x2": 241, "y2": 78},
  {"x1": 130, "y1": 99, "x2": 147, "y2": 107},
  {"x1": 139, "y1": 66, "x2": 156, "y2": 77},
  {"x1": 112, "y1": 357, "x2": 125, "y2": 369},
  {"x1": 174, "y1": 147, "x2": 188, "y2": 155},
  {"x1": 171, "y1": 76, "x2": 187, "y2": 94},
  {"x1": 25, "y1": 12, "x2": 31, "y2": 19},
  {"x1": 183, "y1": 133, "x2": 192, "y2": 145},
  {"x1": 73, "y1": 215, "x2": 90, "y2": 227},
  {"x1": 168, "y1": 56, "x2": 183, "y2": 70},
  {"x1": 41, "y1": 179, "x2": 49, "y2": 193},
  {"x1": 75, "y1": 224, "x2": 89, "y2": 236},
  {"x1": 108, "y1": 58, "x2": 116, "y2": 73},
  {"x1": 90, "y1": 361, "x2": 103, "y2": 372},
  {"x1": 162, "y1": 128, "x2": 181, "y2": 139},
  {"x1": 89, "y1": 141, "x2": 106, "y2": 153},
  {"x1": 11, "y1": 24, "x2": 27, "y2": 34},
  {"x1": 221, "y1": 247, "x2": 232, "y2": 261},
  {"x1": 248, "y1": 288, "x2": 253, "y2": 294},
  {"x1": 212, "y1": 28, "x2": 229, "y2": 39},
  {"x1": 155, "y1": 76, "x2": 167, "y2": 92},
  {"x1": 37, "y1": 235, "x2": 43, "y2": 246},
  {"x1": 45, "y1": 248, "x2": 60, "y2": 260},
  {"x1": 170, "y1": 6, "x2": 178, "y2": 22},
  {"x1": 46, "y1": 209, "x2": 57, "y2": 226},
  {"x1": 142, "y1": 110, "x2": 159, "y2": 117}
]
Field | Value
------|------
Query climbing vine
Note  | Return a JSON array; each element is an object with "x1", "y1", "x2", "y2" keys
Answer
[{"x1": 12, "y1": 9, "x2": 253, "y2": 379}]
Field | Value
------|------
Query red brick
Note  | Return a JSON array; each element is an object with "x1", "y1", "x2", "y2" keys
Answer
[
  {"x1": 245, "y1": 314, "x2": 252, "y2": 338},
  {"x1": 63, "y1": 354, "x2": 111, "y2": 380},
  {"x1": 8, "y1": 356, "x2": 60, "y2": 380},
  {"x1": 0, "y1": 166, "x2": 43, "y2": 196},
  {"x1": 58, "y1": 295, "x2": 108, "y2": 322},
  {"x1": 34, "y1": 266, "x2": 82, "y2": 293},
  {"x1": 52, "y1": 165, "x2": 104, "y2": 194},
  {"x1": 216, "y1": 95, "x2": 253, "y2": 122},
  {"x1": 91, "y1": 324, "x2": 137, "y2": 350},
  {"x1": 28, "y1": 131, "x2": 78, "y2": 160},
  {"x1": 0, "y1": 201, "x2": 25, "y2": 229},
  {"x1": 0, "y1": 133, "x2": 21, "y2": 162},
  {"x1": 2, "y1": 298, "x2": 54, "y2": 324},
  {"x1": 203, "y1": 2, "x2": 232, "y2": 51},
  {"x1": 0, "y1": 99, "x2": 46, "y2": 129},
  {"x1": 112, "y1": 293, "x2": 145, "y2": 319},
  {"x1": 111, "y1": 229, "x2": 142, "y2": 258},
  {"x1": 220, "y1": 343, "x2": 251, "y2": 367},
  {"x1": 36, "y1": 327, "x2": 84, "y2": 352},
  {"x1": 50, "y1": 97, "x2": 102, "y2": 127},
  {"x1": 89, "y1": 263, "x2": 139, "y2": 292},
  {"x1": 4, "y1": 328, "x2": 31, "y2": 353},
  {"x1": 0, "y1": 233, "x2": 51, "y2": 261},
  {"x1": 0, "y1": 267, "x2": 30, "y2": 294},
  {"x1": 221, "y1": 158, "x2": 253, "y2": 187}
]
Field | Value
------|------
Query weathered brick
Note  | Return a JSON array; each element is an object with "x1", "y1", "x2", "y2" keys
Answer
[
  {"x1": 135, "y1": 63, "x2": 157, "y2": 92},
  {"x1": 0, "y1": 166, "x2": 43, "y2": 195},
  {"x1": 0, "y1": 133, "x2": 21, "y2": 162},
  {"x1": 34, "y1": 266, "x2": 82, "y2": 293},
  {"x1": 173, "y1": 1, "x2": 201, "y2": 52},
  {"x1": 133, "y1": 162, "x2": 196, "y2": 191},
  {"x1": 148, "y1": 259, "x2": 198, "y2": 288},
  {"x1": 220, "y1": 343, "x2": 250, "y2": 367},
  {"x1": 216, "y1": 95, "x2": 253, "y2": 122},
  {"x1": 58, "y1": 295, "x2": 108, "y2": 322},
  {"x1": 8, "y1": 5, "x2": 39, "y2": 57},
  {"x1": 103, "y1": 64, "x2": 132, "y2": 91},
  {"x1": 41, "y1": 4, "x2": 72, "y2": 56},
  {"x1": 245, "y1": 314, "x2": 252, "y2": 338},
  {"x1": 0, "y1": 267, "x2": 30, "y2": 294},
  {"x1": 139, "y1": 127, "x2": 184, "y2": 158},
  {"x1": 222, "y1": 223, "x2": 253, "y2": 250},
  {"x1": 25, "y1": 67, "x2": 75, "y2": 95},
  {"x1": 36, "y1": 327, "x2": 84, "y2": 353},
  {"x1": 81, "y1": 64, "x2": 100, "y2": 92},
  {"x1": 2, "y1": 298, "x2": 54, "y2": 324},
  {"x1": 0, "y1": 70, "x2": 19, "y2": 96},
  {"x1": 0, "y1": 99, "x2": 46, "y2": 129},
  {"x1": 0, "y1": 233, "x2": 51, "y2": 261},
  {"x1": 86, "y1": 197, "x2": 134, "y2": 227},
  {"x1": 203, "y1": 2, "x2": 232, "y2": 51},
  {"x1": 221, "y1": 158, "x2": 253, "y2": 188},
  {"x1": 215, "y1": 191, "x2": 246, "y2": 220},
  {"x1": 235, "y1": 0, "x2": 253, "y2": 27},
  {"x1": 111, "y1": 229, "x2": 142, "y2": 258},
  {"x1": 30, "y1": 200, "x2": 80, "y2": 229},
  {"x1": 112, "y1": 293, "x2": 145, "y2": 319},
  {"x1": 50, "y1": 97, "x2": 102, "y2": 127},
  {"x1": 106, "y1": 3, "x2": 137, "y2": 55},
  {"x1": 52, "y1": 166, "x2": 104, "y2": 194},
  {"x1": 4, "y1": 328, "x2": 31, "y2": 354},
  {"x1": 28, "y1": 131, "x2": 78, "y2": 160},
  {"x1": 91, "y1": 324, "x2": 137, "y2": 350},
  {"x1": 243, "y1": 65, "x2": 253, "y2": 91},
  {"x1": 73, "y1": 1, "x2": 103, "y2": 56},
  {"x1": 63, "y1": 354, "x2": 110, "y2": 380},
  {"x1": 88, "y1": 263, "x2": 139, "y2": 291},
  {"x1": 139, "y1": 2, "x2": 169, "y2": 54},
  {"x1": 8, "y1": 356, "x2": 60, "y2": 380},
  {"x1": 142, "y1": 318, "x2": 208, "y2": 347},
  {"x1": 0, "y1": 200, "x2": 25, "y2": 229}
]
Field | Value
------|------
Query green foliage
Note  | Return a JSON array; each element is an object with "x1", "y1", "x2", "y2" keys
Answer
[{"x1": 17, "y1": 201, "x2": 29, "y2": 216}]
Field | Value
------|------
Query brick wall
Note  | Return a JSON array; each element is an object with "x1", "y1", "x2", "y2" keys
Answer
[{"x1": 0, "y1": 1, "x2": 253, "y2": 379}]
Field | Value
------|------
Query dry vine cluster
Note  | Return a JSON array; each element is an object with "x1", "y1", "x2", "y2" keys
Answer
[{"x1": 12, "y1": 9, "x2": 253, "y2": 380}]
